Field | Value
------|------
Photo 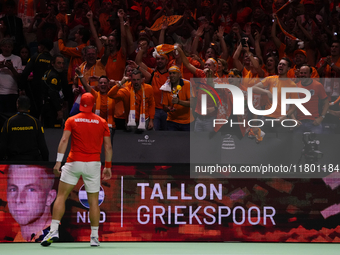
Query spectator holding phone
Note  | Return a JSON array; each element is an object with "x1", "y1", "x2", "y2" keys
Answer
[{"x1": 0, "y1": 38, "x2": 23, "y2": 115}]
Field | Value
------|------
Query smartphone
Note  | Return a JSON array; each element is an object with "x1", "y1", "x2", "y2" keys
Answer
[
  {"x1": 334, "y1": 32, "x2": 338, "y2": 36},
  {"x1": 241, "y1": 38, "x2": 247, "y2": 47},
  {"x1": 5, "y1": 60, "x2": 11, "y2": 64}
]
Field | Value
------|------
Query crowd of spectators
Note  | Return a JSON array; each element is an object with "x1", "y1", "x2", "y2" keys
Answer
[{"x1": 0, "y1": 0, "x2": 340, "y2": 138}]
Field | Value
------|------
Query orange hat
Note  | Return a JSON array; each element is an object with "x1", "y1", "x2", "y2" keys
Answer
[
  {"x1": 153, "y1": 44, "x2": 175, "y2": 59},
  {"x1": 155, "y1": 44, "x2": 175, "y2": 54},
  {"x1": 169, "y1": 66, "x2": 181, "y2": 73},
  {"x1": 80, "y1": 93, "x2": 95, "y2": 112},
  {"x1": 294, "y1": 49, "x2": 307, "y2": 57}
]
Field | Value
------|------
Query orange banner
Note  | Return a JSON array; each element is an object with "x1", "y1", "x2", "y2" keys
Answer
[{"x1": 150, "y1": 15, "x2": 183, "y2": 31}]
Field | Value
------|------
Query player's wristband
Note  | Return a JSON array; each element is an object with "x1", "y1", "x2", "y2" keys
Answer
[
  {"x1": 78, "y1": 75, "x2": 84, "y2": 78},
  {"x1": 56, "y1": 153, "x2": 64, "y2": 162},
  {"x1": 105, "y1": 161, "x2": 112, "y2": 168}
]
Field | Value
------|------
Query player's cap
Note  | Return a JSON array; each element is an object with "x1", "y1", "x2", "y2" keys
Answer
[{"x1": 79, "y1": 93, "x2": 95, "y2": 113}]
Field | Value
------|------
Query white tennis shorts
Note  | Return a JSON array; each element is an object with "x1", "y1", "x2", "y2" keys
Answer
[{"x1": 60, "y1": 161, "x2": 101, "y2": 193}]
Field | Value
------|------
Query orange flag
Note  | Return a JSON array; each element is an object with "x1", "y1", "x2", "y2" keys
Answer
[{"x1": 150, "y1": 15, "x2": 183, "y2": 31}]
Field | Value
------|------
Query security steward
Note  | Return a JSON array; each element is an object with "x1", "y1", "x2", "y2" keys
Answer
[
  {"x1": 0, "y1": 96, "x2": 49, "y2": 161},
  {"x1": 41, "y1": 54, "x2": 69, "y2": 128},
  {"x1": 19, "y1": 38, "x2": 54, "y2": 119}
]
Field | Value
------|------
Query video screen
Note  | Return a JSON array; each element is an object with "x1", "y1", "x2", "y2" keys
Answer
[{"x1": 1, "y1": 164, "x2": 340, "y2": 242}]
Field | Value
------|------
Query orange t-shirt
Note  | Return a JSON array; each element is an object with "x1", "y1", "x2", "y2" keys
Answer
[
  {"x1": 65, "y1": 112, "x2": 110, "y2": 162},
  {"x1": 261, "y1": 76, "x2": 298, "y2": 119},
  {"x1": 147, "y1": 67, "x2": 169, "y2": 109},
  {"x1": 161, "y1": 79, "x2": 193, "y2": 124},
  {"x1": 296, "y1": 80, "x2": 327, "y2": 120},
  {"x1": 105, "y1": 49, "x2": 126, "y2": 81}
]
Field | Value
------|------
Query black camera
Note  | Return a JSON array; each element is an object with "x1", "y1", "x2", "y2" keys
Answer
[{"x1": 301, "y1": 132, "x2": 323, "y2": 164}]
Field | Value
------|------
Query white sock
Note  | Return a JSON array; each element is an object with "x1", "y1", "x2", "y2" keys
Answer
[
  {"x1": 50, "y1": 220, "x2": 60, "y2": 232},
  {"x1": 91, "y1": 226, "x2": 99, "y2": 238}
]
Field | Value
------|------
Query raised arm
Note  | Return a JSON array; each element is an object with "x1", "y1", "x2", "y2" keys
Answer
[
  {"x1": 125, "y1": 20, "x2": 135, "y2": 56},
  {"x1": 117, "y1": 9, "x2": 127, "y2": 58},
  {"x1": 158, "y1": 20, "x2": 168, "y2": 45},
  {"x1": 296, "y1": 16, "x2": 313, "y2": 41},
  {"x1": 75, "y1": 67, "x2": 93, "y2": 93},
  {"x1": 271, "y1": 16, "x2": 282, "y2": 50},
  {"x1": 254, "y1": 30, "x2": 264, "y2": 65},
  {"x1": 244, "y1": 44, "x2": 264, "y2": 77},
  {"x1": 86, "y1": 11, "x2": 103, "y2": 52},
  {"x1": 177, "y1": 46, "x2": 197, "y2": 75},
  {"x1": 217, "y1": 26, "x2": 228, "y2": 60},
  {"x1": 135, "y1": 44, "x2": 150, "y2": 71},
  {"x1": 127, "y1": 60, "x2": 151, "y2": 82},
  {"x1": 191, "y1": 24, "x2": 205, "y2": 55},
  {"x1": 233, "y1": 43, "x2": 244, "y2": 71}
]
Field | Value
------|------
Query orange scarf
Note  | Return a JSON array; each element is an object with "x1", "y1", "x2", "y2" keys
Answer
[
  {"x1": 273, "y1": 0, "x2": 300, "y2": 42},
  {"x1": 95, "y1": 92, "x2": 114, "y2": 128},
  {"x1": 127, "y1": 85, "x2": 146, "y2": 129},
  {"x1": 276, "y1": 18, "x2": 298, "y2": 41}
]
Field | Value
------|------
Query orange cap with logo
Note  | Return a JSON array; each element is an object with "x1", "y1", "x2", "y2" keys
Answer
[{"x1": 79, "y1": 93, "x2": 95, "y2": 112}]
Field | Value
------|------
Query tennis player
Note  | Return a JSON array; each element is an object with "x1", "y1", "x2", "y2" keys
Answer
[{"x1": 41, "y1": 93, "x2": 112, "y2": 247}]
